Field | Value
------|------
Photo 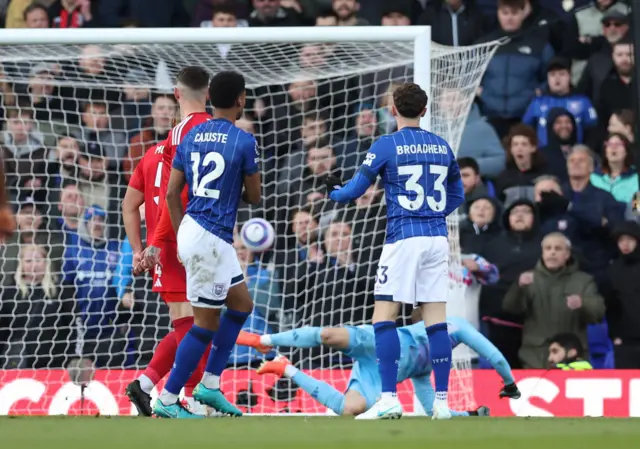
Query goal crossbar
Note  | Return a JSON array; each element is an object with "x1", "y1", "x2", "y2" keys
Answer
[{"x1": 0, "y1": 26, "x2": 431, "y2": 45}]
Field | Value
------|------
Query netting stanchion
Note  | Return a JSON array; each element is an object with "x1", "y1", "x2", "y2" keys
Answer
[{"x1": 0, "y1": 27, "x2": 499, "y2": 415}]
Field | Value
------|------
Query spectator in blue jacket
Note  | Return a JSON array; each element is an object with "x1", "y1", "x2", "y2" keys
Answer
[
  {"x1": 476, "y1": 0, "x2": 553, "y2": 137},
  {"x1": 590, "y1": 133, "x2": 638, "y2": 204},
  {"x1": 61, "y1": 204, "x2": 129, "y2": 367},
  {"x1": 522, "y1": 57, "x2": 597, "y2": 147},
  {"x1": 562, "y1": 146, "x2": 625, "y2": 288}
]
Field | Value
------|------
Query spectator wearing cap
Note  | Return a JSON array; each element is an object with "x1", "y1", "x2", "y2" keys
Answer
[
  {"x1": 539, "y1": 108, "x2": 577, "y2": 183},
  {"x1": 562, "y1": 146, "x2": 624, "y2": 286},
  {"x1": 123, "y1": 93, "x2": 176, "y2": 181},
  {"x1": 522, "y1": 57, "x2": 597, "y2": 147},
  {"x1": 0, "y1": 243, "x2": 75, "y2": 369},
  {"x1": 61, "y1": 204, "x2": 130, "y2": 368},
  {"x1": 49, "y1": 0, "x2": 94, "y2": 28},
  {"x1": 504, "y1": 232, "x2": 604, "y2": 369},
  {"x1": 381, "y1": 5, "x2": 411, "y2": 26},
  {"x1": 577, "y1": 9, "x2": 630, "y2": 105},
  {"x1": 459, "y1": 196, "x2": 501, "y2": 256},
  {"x1": 476, "y1": 0, "x2": 553, "y2": 138},
  {"x1": 605, "y1": 221, "x2": 640, "y2": 368},
  {"x1": 565, "y1": 0, "x2": 630, "y2": 84},
  {"x1": 596, "y1": 38, "x2": 634, "y2": 138},
  {"x1": 418, "y1": 0, "x2": 488, "y2": 46},
  {"x1": 248, "y1": 0, "x2": 304, "y2": 27},
  {"x1": 75, "y1": 100, "x2": 127, "y2": 166},
  {"x1": 1, "y1": 107, "x2": 46, "y2": 197}
]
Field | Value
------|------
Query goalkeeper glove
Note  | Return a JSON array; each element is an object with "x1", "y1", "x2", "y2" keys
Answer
[{"x1": 324, "y1": 174, "x2": 343, "y2": 193}]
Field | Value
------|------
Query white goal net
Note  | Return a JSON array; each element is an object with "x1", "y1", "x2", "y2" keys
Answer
[{"x1": 0, "y1": 30, "x2": 499, "y2": 416}]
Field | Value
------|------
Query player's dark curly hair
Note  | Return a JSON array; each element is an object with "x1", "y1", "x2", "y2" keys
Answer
[
  {"x1": 176, "y1": 66, "x2": 210, "y2": 91},
  {"x1": 392, "y1": 83, "x2": 428, "y2": 119},
  {"x1": 208, "y1": 71, "x2": 246, "y2": 109}
]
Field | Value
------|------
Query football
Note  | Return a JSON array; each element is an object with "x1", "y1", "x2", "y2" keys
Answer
[{"x1": 240, "y1": 218, "x2": 275, "y2": 252}]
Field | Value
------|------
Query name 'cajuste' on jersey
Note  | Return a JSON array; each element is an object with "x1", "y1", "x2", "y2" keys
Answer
[
  {"x1": 360, "y1": 127, "x2": 462, "y2": 243},
  {"x1": 173, "y1": 118, "x2": 259, "y2": 244}
]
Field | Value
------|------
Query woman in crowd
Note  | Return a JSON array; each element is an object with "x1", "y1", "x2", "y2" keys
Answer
[
  {"x1": 590, "y1": 133, "x2": 638, "y2": 204},
  {"x1": 0, "y1": 243, "x2": 75, "y2": 369}
]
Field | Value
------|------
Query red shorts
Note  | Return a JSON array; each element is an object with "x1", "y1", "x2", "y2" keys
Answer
[{"x1": 152, "y1": 240, "x2": 187, "y2": 301}]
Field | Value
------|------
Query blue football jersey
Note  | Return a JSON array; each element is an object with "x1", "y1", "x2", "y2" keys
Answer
[
  {"x1": 360, "y1": 127, "x2": 462, "y2": 242},
  {"x1": 173, "y1": 118, "x2": 259, "y2": 243}
]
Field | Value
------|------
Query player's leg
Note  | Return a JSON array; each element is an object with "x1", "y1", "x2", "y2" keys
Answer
[
  {"x1": 416, "y1": 236, "x2": 452, "y2": 420},
  {"x1": 155, "y1": 217, "x2": 222, "y2": 418},
  {"x1": 193, "y1": 239, "x2": 252, "y2": 416},
  {"x1": 356, "y1": 241, "x2": 413, "y2": 420},
  {"x1": 448, "y1": 317, "x2": 520, "y2": 399}
]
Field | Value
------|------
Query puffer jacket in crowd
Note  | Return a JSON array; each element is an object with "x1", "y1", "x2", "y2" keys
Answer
[
  {"x1": 590, "y1": 167, "x2": 639, "y2": 204},
  {"x1": 477, "y1": 28, "x2": 553, "y2": 119},
  {"x1": 503, "y1": 257, "x2": 605, "y2": 368}
]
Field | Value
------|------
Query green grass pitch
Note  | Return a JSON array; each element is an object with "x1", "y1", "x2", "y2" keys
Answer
[{"x1": 2, "y1": 416, "x2": 639, "y2": 449}]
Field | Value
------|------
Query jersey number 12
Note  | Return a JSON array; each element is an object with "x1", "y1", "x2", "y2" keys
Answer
[
  {"x1": 398, "y1": 164, "x2": 447, "y2": 212},
  {"x1": 191, "y1": 152, "x2": 226, "y2": 199}
]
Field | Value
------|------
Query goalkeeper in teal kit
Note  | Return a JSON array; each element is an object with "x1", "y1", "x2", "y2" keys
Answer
[{"x1": 239, "y1": 316, "x2": 520, "y2": 416}]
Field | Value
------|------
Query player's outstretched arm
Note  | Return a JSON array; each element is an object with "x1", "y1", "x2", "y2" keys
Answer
[
  {"x1": 327, "y1": 169, "x2": 373, "y2": 203},
  {"x1": 166, "y1": 168, "x2": 187, "y2": 235},
  {"x1": 451, "y1": 318, "x2": 518, "y2": 396}
]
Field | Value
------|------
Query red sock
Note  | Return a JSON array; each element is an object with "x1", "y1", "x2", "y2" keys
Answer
[{"x1": 142, "y1": 330, "x2": 178, "y2": 385}]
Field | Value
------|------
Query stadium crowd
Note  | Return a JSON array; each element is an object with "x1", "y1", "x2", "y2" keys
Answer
[{"x1": 0, "y1": 0, "x2": 640, "y2": 380}]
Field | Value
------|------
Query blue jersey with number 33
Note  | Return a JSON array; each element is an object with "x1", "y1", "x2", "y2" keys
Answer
[
  {"x1": 173, "y1": 118, "x2": 259, "y2": 244},
  {"x1": 360, "y1": 127, "x2": 462, "y2": 243}
]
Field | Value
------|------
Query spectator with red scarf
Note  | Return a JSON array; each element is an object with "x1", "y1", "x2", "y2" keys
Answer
[{"x1": 49, "y1": 0, "x2": 94, "y2": 28}]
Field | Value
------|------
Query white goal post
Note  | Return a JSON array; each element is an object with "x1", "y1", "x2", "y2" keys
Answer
[{"x1": 0, "y1": 26, "x2": 499, "y2": 416}]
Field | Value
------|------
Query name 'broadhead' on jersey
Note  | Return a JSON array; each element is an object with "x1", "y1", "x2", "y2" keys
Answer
[
  {"x1": 173, "y1": 118, "x2": 259, "y2": 244},
  {"x1": 361, "y1": 126, "x2": 462, "y2": 243}
]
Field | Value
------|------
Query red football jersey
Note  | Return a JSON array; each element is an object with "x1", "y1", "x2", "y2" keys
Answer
[
  {"x1": 127, "y1": 143, "x2": 164, "y2": 244},
  {"x1": 152, "y1": 112, "x2": 211, "y2": 294},
  {"x1": 153, "y1": 111, "x2": 212, "y2": 246}
]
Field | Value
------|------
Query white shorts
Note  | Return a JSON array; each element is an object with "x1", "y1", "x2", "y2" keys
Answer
[
  {"x1": 177, "y1": 215, "x2": 244, "y2": 309},
  {"x1": 374, "y1": 236, "x2": 449, "y2": 305}
]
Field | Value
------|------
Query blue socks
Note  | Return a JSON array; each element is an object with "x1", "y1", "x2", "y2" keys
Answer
[
  {"x1": 426, "y1": 322, "x2": 452, "y2": 401},
  {"x1": 374, "y1": 321, "x2": 400, "y2": 394},
  {"x1": 270, "y1": 327, "x2": 322, "y2": 348},
  {"x1": 205, "y1": 308, "x2": 251, "y2": 376},
  {"x1": 292, "y1": 371, "x2": 344, "y2": 415},
  {"x1": 164, "y1": 325, "x2": 214, "y2": 395}
]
